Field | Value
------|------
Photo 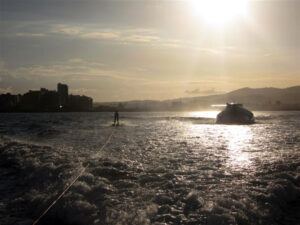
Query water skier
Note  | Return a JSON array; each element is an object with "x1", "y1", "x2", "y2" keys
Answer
[{"x1": 114, "y1": 110, "x2": 119, "y2": 126}]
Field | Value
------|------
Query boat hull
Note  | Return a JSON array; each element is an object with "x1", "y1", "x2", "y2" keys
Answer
[{"x1": 216, "y1": 104, "x2": 255, "y2": 124}]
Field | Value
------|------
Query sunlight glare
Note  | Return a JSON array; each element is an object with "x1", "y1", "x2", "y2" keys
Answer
[
  {"x1": 188, "y1": 111, "x2": 219, "y2": 119},
  {"x1": 189, "y1": 0, "x2": 249, "y2": 28},
  {"x1": 225, "y1": 126, "x2": 252, "y2": 169}
]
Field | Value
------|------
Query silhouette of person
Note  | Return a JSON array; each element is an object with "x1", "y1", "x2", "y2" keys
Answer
[{"x1": 114, "y1": 110, "x2": 119, "y2": 126}]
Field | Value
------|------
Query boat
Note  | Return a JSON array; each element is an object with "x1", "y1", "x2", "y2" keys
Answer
[{"x1": 216, "y1": 103, "x2": 255, "y2": 124}]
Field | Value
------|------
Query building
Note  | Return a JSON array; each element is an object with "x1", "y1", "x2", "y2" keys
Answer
[
  {"x1": 39, "y1": 88, "x2": 59, "y2": 111},
  {"x1": 0, "y1": 93, "x2": 20, "y2": 112},
  {"x1": 0, "y1": 83, "x2": 93, "y2": 112},
  {"x1": 16, "y1": 89, "x2": 59, "y2": 111},
  {"x1": 57, "y1": 83, "x2": 68, "y2": 107},
  {"x1": 68, "y1": 95, "x2": 93, "y2": 111},
  {"x1": 18, "y1": 90, "x2": 41, "y2": 111}
]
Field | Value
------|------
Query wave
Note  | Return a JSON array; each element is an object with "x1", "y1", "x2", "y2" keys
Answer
[
  {"x1": 1, "y1": 111, "x2": 300, "y2": 225},
  {"x1": 1, "y1": 137, "x2": 299, "y2": 225},
  {"x1": 120, "y1": 115, "x2": 216, "y2": 125}
]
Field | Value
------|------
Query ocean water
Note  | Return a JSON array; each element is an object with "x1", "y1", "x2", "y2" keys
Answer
[{"x1": 0, "y1": 111, "x2": 299, "y2": 225}]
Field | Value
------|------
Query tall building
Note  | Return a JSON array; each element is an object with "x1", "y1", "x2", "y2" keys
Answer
[{"x1": 57, "y1": 83, "x2": 68, "y2": 107}]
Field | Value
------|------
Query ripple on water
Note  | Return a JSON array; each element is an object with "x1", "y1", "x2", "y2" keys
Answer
[{"x1": 0, "y1": 112, "x2": 299, "y2": 225}]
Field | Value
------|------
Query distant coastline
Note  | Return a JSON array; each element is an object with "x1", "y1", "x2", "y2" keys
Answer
[
  {"x1": 92, "y1": 106, "x2": 300, "y2": 112},
  {"x1": 1, "y1": 85, "x2": 300, "y2": 112},
  {"x1": 93, "y1": 86, "x2": 300, "y2": 112}
]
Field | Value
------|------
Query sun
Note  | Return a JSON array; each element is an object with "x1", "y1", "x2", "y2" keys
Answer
[{"x1": 189, "y1": 0, "x2": 249, "y2": 28}]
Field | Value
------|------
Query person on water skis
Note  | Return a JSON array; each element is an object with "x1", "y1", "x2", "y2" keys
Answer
[{"x1": 113, "y1": 110, "x2": 119, "y2": 126}]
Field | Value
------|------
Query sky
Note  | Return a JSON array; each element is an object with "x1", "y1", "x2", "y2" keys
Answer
[{"x1": 0, "y1": 0, "x2": 299, "y2": 102}]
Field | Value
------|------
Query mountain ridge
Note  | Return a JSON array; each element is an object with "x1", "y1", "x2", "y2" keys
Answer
[{"x1": 94, "y1": 86, "x2": 300, "y2": 111}]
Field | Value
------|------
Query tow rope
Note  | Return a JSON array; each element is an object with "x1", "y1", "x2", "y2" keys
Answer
[{"x1": 32, "y1": 129, "x2": 115, "y2": 225}]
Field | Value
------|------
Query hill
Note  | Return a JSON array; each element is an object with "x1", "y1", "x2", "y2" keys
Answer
[{"x1": 94, "y1": 86, "x2": 300, "y2": 111}]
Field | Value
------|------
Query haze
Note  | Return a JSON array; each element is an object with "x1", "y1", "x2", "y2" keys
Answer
[{"x1": 0, "y1": 0, "x2": 299, "y2": 102}]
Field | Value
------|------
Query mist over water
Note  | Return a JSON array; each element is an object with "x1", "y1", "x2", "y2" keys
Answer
[{"x1": 0, "y1": 111, "x2": 299, "y2": 225}]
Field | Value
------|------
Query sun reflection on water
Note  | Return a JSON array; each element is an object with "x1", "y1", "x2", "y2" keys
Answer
[
  {"x1": 183, "y1": 114, "x2": 255, "y2": 171},
  {"x1": 224, "y1": 126, "x2": 253, "y2": 169},
  {"x1": 188, "y1": 111, "x2": 219, "y2": 119}
]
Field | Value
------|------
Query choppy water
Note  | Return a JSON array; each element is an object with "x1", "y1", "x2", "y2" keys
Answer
[{"x1": 0, "y1": 111, "x2": 299, "y2": 225}]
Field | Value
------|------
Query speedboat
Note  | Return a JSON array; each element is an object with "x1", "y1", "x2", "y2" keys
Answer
[{"x1": 216, "y1": 103, "x2": 255, "y2": 124}]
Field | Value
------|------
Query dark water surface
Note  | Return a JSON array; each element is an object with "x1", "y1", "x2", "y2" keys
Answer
[{"x1": 0, "y1": 111, "x2": 299, "y2": 225}]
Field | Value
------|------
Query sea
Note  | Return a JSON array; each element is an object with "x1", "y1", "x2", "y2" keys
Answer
[{"x1": 0, "y1": 111, "x2": 299, "y2": 225}]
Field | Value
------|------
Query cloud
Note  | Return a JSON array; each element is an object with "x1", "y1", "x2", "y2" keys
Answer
[
  {"x1": 69, "y1": 87, "x2": 99, "y2": 96},
  {"x1": 1, "y1": 58, "x2": 199, "y2": 101},
  {"x1": 51, "y1": 25, "x2": 121, "y2": 41},
  {"x1": 1, "y1": 22, "x2": 187, "y2": 49},
  {"x1": 15, "y1": 32, "x2": 46, "y2": 37},
  {"x1": 51, "y1": 24, "x2": 82, "y2": 36},
  {"x1": 0, "y1": 58, "x2": 160, "y2": 100},
  {"x1": 123, "y1": 34, "x2": 160, "y2": 43},
  {"x1": 81, "y1": 31, "x2": 120, "y2": 40},
  {"x1": 0, "y1": 58, "x2": 152, "y2": 92},
  {"x1": 2, "y1": 21, "x2": 252, "y2": 55},
  {"x1": 50, "y1": 24, "x2": 171, "y2": 46},
  {"x1": 7, "y1": 58, "x2": 151, "y2": 82},
  {"x1": 185, "y1": 88, "x2": 219, "y2": 96},
  {"x1": 0, "y1": 87, "x2": 13, "y2": 94}
]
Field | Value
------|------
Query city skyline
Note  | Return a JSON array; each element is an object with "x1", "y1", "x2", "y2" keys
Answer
[
  {"x1": 0, "y1": 82, "x2": 93, "y2": 112},
  {"x1": 0, "y1": 0, "x2": 299, "y2": 101}
]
